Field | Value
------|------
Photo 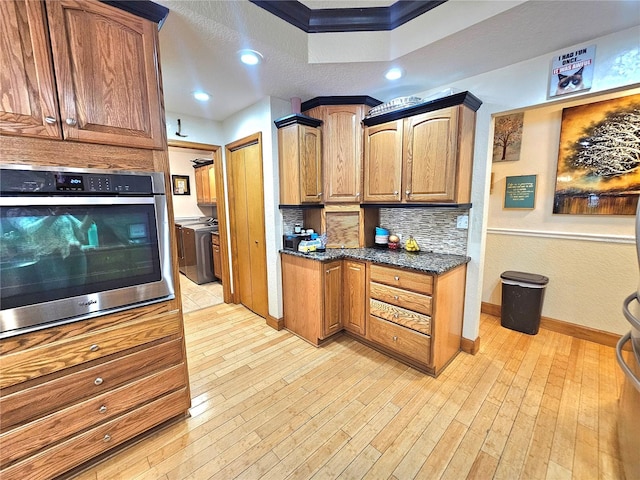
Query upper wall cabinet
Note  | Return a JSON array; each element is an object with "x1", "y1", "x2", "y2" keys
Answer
[
  {"x1": 363, "y1": 92, "x2": 481, "y2": 204},
  {"x1": 194, "y1": 162, "x2": 217, "y2": 205},
  {"x1": 0, "y1": 0, "x2": 165, "y2": 149},
  {"x1": 275, "y1": 114, "x2": 323, "y2": 205}
]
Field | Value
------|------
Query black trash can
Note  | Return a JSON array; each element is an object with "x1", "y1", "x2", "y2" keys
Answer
[{"x1": 500, "y1": 271, "x2": 549, "y2": 335}]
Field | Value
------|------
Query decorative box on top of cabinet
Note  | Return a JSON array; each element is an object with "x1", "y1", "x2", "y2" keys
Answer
[
  {"x1": 0, "y1": 0, "x2": 165, "y2": 149},
  {"x1": 363, "y1": 91, "x2": 482, "y2": 204},
  {"x1": 0, "y1": 306, "x2": 191, "y2": 479}
]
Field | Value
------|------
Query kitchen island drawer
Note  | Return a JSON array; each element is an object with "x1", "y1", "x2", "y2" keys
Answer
[
  {"x1": 369, "y1": 281, "x2": 432, "y2": 316},
  {"x1": 369, "y1": 264, "x2": 433, "y2": 295},
  {"x1": 0, "y1": 338, "x2": 184, "y2": 431},
  {"x1": 369, "y1": 315, "x2": 431, "y2": 364},
  {"x1": 0, "y1": 311, "x2": 182, "y2": 389},
  {"x1": 1, "y1": 388, "x2": 189, "y2": 480},
  {"x1": 1, "y1": 363, "x2": 187, "y2": 468},
  {"x1": 369, "y1": 299, "x2": 431, "y2": 335}
]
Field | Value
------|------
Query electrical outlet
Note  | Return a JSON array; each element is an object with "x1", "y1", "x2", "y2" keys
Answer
[{"x1": 456, "y1": 215, "x2": 469, "y2": 229}]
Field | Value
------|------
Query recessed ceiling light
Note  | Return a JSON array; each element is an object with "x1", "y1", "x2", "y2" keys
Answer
[
  {"x1": 239, "y1": 49, "x2": 263, "y2": 66},
  {"x1": 193, "y1": 91, "x2": 211, "y2": 102},
  {"x1": 385, "y1": 68, "x2": 403, "y2": 80}
]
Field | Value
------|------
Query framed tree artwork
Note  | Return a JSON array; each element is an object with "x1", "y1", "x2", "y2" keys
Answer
[
  {"x1": 492, "y1": 112, "x2": 524, "y2": 162},
  {"x1": 553, "y1": 94, "x2": 640, "y2": 214}
]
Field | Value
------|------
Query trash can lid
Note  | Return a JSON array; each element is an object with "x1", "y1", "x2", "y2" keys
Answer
[{"x1": 500, "y1": 270, "x2": 549, "y2": 285}]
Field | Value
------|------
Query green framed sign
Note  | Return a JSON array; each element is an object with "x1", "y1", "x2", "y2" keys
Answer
[{"x1": 504, "y1": 174, "x2": 537, "y2": 209}]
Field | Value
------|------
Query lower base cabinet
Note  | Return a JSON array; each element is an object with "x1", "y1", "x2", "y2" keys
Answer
[
  {"x1": 0, "y1": 305, "x2": 191, "y2": 479},
  {"x1": 281, "y1": 253, "x2": 467, "y2": 375}
]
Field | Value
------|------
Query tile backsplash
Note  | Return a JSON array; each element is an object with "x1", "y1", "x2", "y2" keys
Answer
[
  {"x1": 281, "y1": 206, "x2": 470, "y2": 256},
  {"x1": 379, "y1": 207, "x2": 469, "y2": 255}
]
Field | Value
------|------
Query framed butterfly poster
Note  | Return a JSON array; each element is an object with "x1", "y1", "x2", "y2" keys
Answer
[
  {"x1": 549, "y1": 44, "x2": 595, "y2": 98},
  {"x1": 553, "y1": 93, "x2": 640, "y2": 215}
]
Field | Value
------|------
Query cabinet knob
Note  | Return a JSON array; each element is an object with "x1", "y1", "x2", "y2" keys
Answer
[
  {"x1": 94, "y1": 377, "x2": 103, "y2": 386},
  {"x1": 394, "y1": 190, "x2": 399, "y2": 196},
  {"x1": 394, "y1": 276, "x2": 400, "y2": 281},
  {"x1": 356, "y1": 192, "x2": 360, "y2": 198},
  {"x1": 255, "y1": 240, "x2": 258, "y2": 244},
  {"x1": 406, "y1": 190, "x2": 411, "y2": 196},
  {"x1": 65, "y1": 118, "x2": 77, "y2": 126},
  {"x1": 393, "y1": 313, "x2": 399, "y2": 319},
  {"x1": 44, "y1": 116, "x2": 57, "y2": 124},
  {"x1": 103, "y1": 434, "x2": 112, "y2": 442},
  {"x1": 394, "y1": 295, "x2": 399, "y2": 300},
  {"x1": 393, "y1": 336, "x2": 398, "y2": 342},
  {"x1": 89, "y1": 344, "x2": 99, "y2": 352},
  {"x1": 318, "y1": 192, "x2": 323, "y2": 197},
  {"x1": 99, "y1": 405, "x2": 107, "y2": 414}
]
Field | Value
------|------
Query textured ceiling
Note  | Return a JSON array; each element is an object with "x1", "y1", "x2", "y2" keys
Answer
[{"x1": 156, "y1": 0, "x2": 640, "y2": 122}]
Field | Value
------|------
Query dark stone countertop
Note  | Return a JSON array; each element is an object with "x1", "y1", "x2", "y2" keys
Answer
[{"x1": 280, "y1": 248, "x2": 470, "y2": 275}]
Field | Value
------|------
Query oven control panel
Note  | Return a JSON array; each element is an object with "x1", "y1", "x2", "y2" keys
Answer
[{"x1": 1, "y1": 167, "x2": 157, "y2": 195}]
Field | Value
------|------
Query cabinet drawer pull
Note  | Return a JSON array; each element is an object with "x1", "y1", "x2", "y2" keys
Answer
[
  {"x1": 89, "y1": 344, "x2": 99, "y2": 352},
  {"x1": 45, "y1": 116, "x2": 57, "y2": 124},
  {"x1": 394, "y1": 276, "x2": 400, "y2": 281},
  {"x1": 94, "y1": 377, "x2": 103, "y2": 386},
  {"x1": 99, "y1": 405, "x2": 107, "y2": 414},
  {"x1": 103, "y1": 434, "x2": 111, "y2": 442}
]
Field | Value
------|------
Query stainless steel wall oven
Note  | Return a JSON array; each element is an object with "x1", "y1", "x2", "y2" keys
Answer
[{"x1": 0, "y1": 165, "x2": 175, "y2": 338}]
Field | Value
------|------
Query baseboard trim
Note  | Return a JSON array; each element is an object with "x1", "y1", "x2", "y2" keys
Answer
[
  {"x1": 266, "y1": 315, "x2": 284, "y2": 330},
  {"x1": 460, "y1": 336, "x2": 480, "y2": 355},
  {"x1": 481, "y1": 301, "x2": 625, "y2": 349}
]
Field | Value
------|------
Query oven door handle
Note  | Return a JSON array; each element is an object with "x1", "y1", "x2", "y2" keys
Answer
[{"x1": 1, "y1": 196, "x2": 156, "y2": 207}]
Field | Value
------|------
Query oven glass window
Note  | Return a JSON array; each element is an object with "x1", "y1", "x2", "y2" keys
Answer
[{"x1": 1, "y1": 204, "x2": 161, "y2": 310}]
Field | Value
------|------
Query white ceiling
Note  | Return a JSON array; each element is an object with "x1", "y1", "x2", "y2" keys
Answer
[{"x1": 156, "y1": 0, "x2": 640, "y2": 122}]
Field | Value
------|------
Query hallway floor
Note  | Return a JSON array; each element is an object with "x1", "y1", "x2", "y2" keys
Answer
[{"x1": 179, "y1": 274, "x2": 224, "y2": 313}]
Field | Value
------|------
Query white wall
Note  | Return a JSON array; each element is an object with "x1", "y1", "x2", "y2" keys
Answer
[
  {"x1": 165, "y1": 113, "x2": 224, "y2": 145},
  {"x1": 413, "y1": 25, "x2": 640, "y2": 340},
  {"x1": 167, "y1": 146, "x2": 211, "y2": 219}
]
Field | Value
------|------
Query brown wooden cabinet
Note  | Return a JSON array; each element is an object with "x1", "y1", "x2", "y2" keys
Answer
[
  {"x1": 211, "y1": 232, "x2": 222, "y2": 280},
  {"x1": 363, "y1": 100, "x2": 478, "y2": 204},
  {"x1": 276, "y1": 115, "x2": 323, "y2": 205},
  {"x1": 195, "y1": 163, "x2": 217, "y2": 205},
  {"x1": 281, "y1": 254, "x2": 343, "y2": 345},
  {"x1": 342, "y1": 260, "x2": 366, "y2": 336},
  {"x1": 0, "y1": 307, "x2": 190, "y2": 478},
  {"x1": 306, "y1": 105, "x2": 367, "y2": 203},
  {"x1": 0, "y1": 0, "x2": 164, "y2": 149}
]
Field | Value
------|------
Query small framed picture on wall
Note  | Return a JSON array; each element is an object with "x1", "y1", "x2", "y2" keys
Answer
[
  {"x1": 172, "y1": 175, "x2": 190, "y2": 195},
  {"x1": 504, "y1": 175, "x2": 537, "y2": 209}
]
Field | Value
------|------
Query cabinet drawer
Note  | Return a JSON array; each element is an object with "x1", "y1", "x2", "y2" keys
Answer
[
  {"x1": 369, "y1": 315, "x2": 431, "y2": 364},
  {"x1": 1, "y1": 363, "x2": 187, "y2": 468},
  {"x1": 369, "y1": 282, "x2": 432, "y2": 316},
  {"x1": 0, "y1": 338, "x2": 184, "y2": 431},
  {"x1": 369, "y1": 264, "x2": 433, "y2": 295},
  {"x1": 1, "y1": 388, "x2": 189, "y2": 480},
  {"x1": 0, "y1": 312, "x2": 182, "y2": 389},
  {"x1": 369, "y1": 299, "x2": 431, "y2": 335},
  {"x1": 211, "y1": 233, "x2": 220, "y2": 246}
]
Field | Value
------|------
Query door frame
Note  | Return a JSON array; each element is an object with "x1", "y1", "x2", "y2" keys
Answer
[
  {"x1": 168, "y1": 139, "x2": 232, "y2": 303},
  {"x1": 225, "y1": 132, "x2": 266, "y2": 307}
]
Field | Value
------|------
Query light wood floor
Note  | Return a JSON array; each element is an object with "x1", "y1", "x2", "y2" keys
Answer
[{"x1": 75, "y1": 303, "x2": 624, "y2": 480}]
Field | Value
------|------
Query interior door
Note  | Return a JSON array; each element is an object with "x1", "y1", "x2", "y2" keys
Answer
[{"x1": 228, "y1": 137, "x2": 268, "y2": 318}]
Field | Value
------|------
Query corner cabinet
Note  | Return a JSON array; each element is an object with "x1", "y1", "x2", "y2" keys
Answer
[
  {"x1": 275, "y1": 114, "x2": 323, "y2": 205},
  {"x1": 0, "y1": 0, "x2": 165, "y2": 149},
  {"x1": 363, "y1": 92, "x2": 481, "y2": 204}
]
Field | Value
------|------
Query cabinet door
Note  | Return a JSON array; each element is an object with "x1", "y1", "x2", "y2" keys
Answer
[
  {"x1": 343, "y1": 261, "x2": 366, "y2": 336},
  {"x1": 194, "y1": 166, "x2": 209, "y2": 204},
  {"x1": 208, "y1": 164, "x2": 217, "y2": 203},
  {"x1": 45, "y1": 0, "x2": 164, "y2": 149},
  {"x1": 212, "y1": 236, "x2": 222, "y2": 280},
  {"x1": 299, "y1": 124, "x2": 323, "y2": 203},
  {"x1": 323, "y1": 261, "x2": 343, "y2": 338},
  {"x1": 403, "y1": 107, "x2": 459, "y2": 202},
  {"x1": 0, "y1": 0, "x2": 61, "y2": 139},
  {"x1": 363, "y1": 120, "x2": 403, "y2": 202},
  {"x1": 323, "y1": 105, "x2": 365, "y2": 203}
]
